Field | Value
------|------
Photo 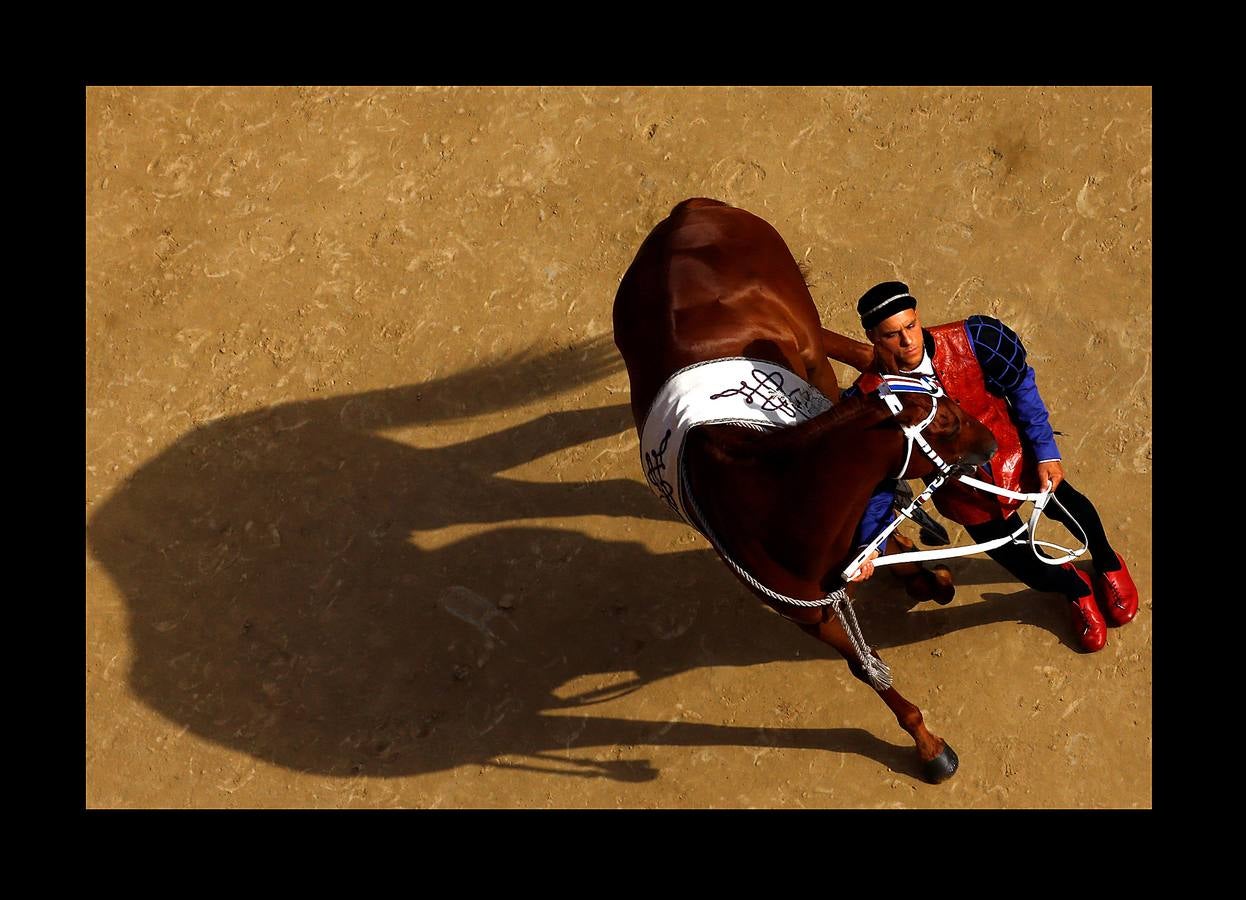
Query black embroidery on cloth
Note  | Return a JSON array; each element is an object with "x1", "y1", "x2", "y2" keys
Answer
[
  {"x1": 643, "y1": 428, "x2": 678, "y2": 513},
  {"x1": 709, "y1": 369, "x2": 797, "y2": 417}
]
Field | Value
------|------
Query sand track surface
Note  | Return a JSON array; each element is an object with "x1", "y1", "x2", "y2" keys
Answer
[{"x1": 86, "y1": 86, "x2": 1150, "y2": 807}]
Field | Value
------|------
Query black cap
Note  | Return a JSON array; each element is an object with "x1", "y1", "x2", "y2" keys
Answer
[{"x1": 858, "y1": 281, "x2": 917, "y2": 329}]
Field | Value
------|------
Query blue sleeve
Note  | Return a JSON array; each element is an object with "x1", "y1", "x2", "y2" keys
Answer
[
  {"x1": 854, "y1": 481, "x2": 897, "y2": 550},
  {"x1": 966, "y1": 315, "x2": 1061, "y2": 462}
]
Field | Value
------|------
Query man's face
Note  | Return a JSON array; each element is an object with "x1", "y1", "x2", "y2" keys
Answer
[{"x1": 869, "y1": 308, "x2": 924, "y2": 371}]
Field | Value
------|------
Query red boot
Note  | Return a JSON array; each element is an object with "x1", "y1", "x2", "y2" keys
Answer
[
  {"x1": 1068, "y1": 568, "x2": 1107, "y2": 652},
  {"x1": 1094, "y1": 552, "x2": 1139, "y2": 626}
]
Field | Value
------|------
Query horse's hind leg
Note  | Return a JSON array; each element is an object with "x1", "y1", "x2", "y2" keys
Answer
[{"x1": 795, "y1": 606, "x2": 959, "y2": 783}]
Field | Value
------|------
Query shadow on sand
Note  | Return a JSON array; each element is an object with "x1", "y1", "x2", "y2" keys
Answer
[{"x1": 88, "y1": 337, "x2": 1081, "y2": 784}]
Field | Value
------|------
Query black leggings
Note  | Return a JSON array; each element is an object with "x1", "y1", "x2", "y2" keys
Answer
[{"x1": 962, "y1": 480, "x2": 1118, "y2": 600}]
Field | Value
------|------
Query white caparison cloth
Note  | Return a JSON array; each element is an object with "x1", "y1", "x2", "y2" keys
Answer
[{"x1": 638, "y1": 357, "x2": 833, "y2": 529}]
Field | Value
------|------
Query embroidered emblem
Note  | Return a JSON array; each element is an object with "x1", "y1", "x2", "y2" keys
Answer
[
  {"x1": 643, "y1": 428, "x2": 677, "y2": 513},
  {"x1": 710, "y1": 369, "x2": 797, "y2": 418},
  {"x1": 640, "y1": 358, "x2": 833, "y2": 527}
]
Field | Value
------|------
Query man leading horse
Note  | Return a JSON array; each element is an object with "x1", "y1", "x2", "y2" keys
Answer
[
  {"x1": 842, "y1": 282, "x2": 1141, "y2": 652},
  {"x1": 615, "y1": 197, "x2": 999, "y2": 781}
]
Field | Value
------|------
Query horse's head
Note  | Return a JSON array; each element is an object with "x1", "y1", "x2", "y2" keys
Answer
[{"x1": 882, "y1": 377, "x2": 997, "y2": 480}]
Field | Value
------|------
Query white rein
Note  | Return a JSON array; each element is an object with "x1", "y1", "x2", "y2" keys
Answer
[{"x1": 839, "y1": 377, "x2": 1088, "y2": 583}]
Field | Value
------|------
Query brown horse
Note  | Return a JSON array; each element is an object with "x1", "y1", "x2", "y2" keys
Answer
[{"x1": 613, "y1": 198, "x2": 997, "y2": 782}]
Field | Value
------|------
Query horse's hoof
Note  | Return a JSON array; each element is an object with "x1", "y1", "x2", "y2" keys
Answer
[{"x1": 922, "y1": 743, "x2": 959, "y2": 784}]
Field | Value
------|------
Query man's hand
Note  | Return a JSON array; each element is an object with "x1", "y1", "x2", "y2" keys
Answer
[
  {"x1": 1037, "y1": 460, "x2": 1064, "y2": 493},
  {"x1": 849, "y1": 549, "x2": 881, "y2": 583}
]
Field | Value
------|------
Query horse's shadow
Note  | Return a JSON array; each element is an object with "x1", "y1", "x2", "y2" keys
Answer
[{"x1": 87, "y1": 337, "x2": 1080, "y2": 784}]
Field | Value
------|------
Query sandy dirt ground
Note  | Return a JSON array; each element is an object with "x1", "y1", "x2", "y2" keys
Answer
[{"x1": 85, "y1": 85, "x2": 1151, "y2": 808}]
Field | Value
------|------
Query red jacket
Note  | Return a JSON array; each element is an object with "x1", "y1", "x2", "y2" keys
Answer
[{"x1": 855, "y1": 321, "x2": 1041, "y2": 526}]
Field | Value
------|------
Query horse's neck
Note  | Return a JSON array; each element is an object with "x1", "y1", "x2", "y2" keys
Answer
[
  {"x1": 774, "y1": 405, "x2": 902, "y2": 542},
  {"x1": 686, "y1": 398, "x2": 901, "y2": 589}
]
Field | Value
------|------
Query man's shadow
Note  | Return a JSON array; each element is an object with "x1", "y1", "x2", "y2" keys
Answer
[
  {"x1": 855, "y1": 558, "x2": 1091, "y2": 655},
  {"x1": 87, "y1": 337, "x2": 1080, "y2": 783}
]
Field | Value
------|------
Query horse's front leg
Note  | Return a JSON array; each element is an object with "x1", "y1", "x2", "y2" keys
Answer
[
  {"x1": 793, "y1": 603, "x2": 959, "y2": 783},
  {"x1": 886, "y1": 532, "x2": 955, "y2": 606}
]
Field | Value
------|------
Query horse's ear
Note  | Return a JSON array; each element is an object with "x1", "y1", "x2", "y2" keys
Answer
[{"x1": 896, "y1": 393, "x2": 934, "y2": 427}]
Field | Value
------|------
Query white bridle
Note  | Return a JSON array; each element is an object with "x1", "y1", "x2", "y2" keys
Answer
[
  {"x1": 876, "y1": 376, "x2": 957, "y2": 481},
  {"x1": 840, "y1": 375, "x2": 1088, "y2": 582}
]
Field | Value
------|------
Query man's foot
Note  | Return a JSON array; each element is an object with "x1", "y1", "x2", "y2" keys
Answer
[
  {"x1": 1094, "y1": 551, "x2": 1139, "y2": 626},
  {"x1": 1068, "y1": 568, "x2": 1107, "y2": 652}
]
